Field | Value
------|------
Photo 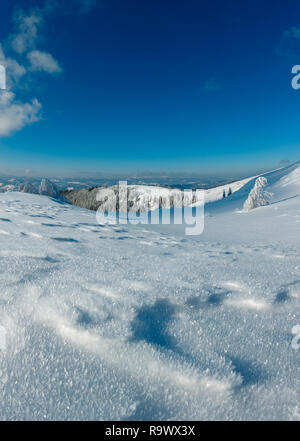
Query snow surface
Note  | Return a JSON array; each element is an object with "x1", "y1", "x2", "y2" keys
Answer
[
  {"x1": 0, "y1": 163, "x2": 299, "y2": 420},
  {"x1": 64, "y1": 176, "x2": 257, "y2": 213}
]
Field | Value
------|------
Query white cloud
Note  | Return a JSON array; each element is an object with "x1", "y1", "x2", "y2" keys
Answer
[
  {"x1": 9, "y1": 5, "x2": 61, "y2": 74},
  {"x1": 0, "y1": 91, "x2": 41, "y2": 136},
  {"x1": 0, "y1": 3, "x2": 58, "y2": 137},
  {"x1": 27, "y1": 50, "x2": 62, "y2": 73},
  {"x1": 11, "y1": 11, "x2": 43, "y2": 54},
  {"x1": 0, "y1": 0, "x2": 96, "y2": 138},
  {"x1": 0, "y1": 43, "x2": 26, "y2": 85}
]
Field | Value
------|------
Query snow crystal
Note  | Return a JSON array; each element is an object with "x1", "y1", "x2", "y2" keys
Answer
[{"x1": 0, "y1": 162, "x2": 299, "y2": 420}]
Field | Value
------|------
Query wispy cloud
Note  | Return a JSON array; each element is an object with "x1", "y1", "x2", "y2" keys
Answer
[
  {"x1": 10, "y1": 11, "x2": 43, "y2": 54},
  {"x1": 0, "y1": 0, "x2": 97, "y2": 137},
  {"x1": 202, "y1": 77, "x2": 220, "y2": 94},
  {"x1": 79, "y1": 0, "x2": 97, "y2": 13},
  {"x1": 0, "y1": 44, "x2": 26, "y2": 86},
  {"x1": 277, "y1": 24, "x2": 300, "y2": 57},
  {"x1": 283, "y1": 25, "x2": 300, "y2": 40},
  {"x1": 0, "y1": 4, "x2": 58, "y2": 136},
  {"x1": 0, "y1": 91, "x2": 41, "y2": 136},
  {"x1": 27, "y1": 50, "x2": 62, "y2": 73}
]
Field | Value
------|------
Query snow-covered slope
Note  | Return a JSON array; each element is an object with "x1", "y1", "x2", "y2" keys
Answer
[
  {"x1": 63, "y1": 175, "x2": 257, "y2": 213},
  {"x1": 0, "y1": 163, "x2": 299, "y2": 420}
]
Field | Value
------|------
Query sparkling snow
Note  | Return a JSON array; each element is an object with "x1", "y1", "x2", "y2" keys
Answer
[{"x1": 0, "y1": 163, "x2": 299, "y2": 420}]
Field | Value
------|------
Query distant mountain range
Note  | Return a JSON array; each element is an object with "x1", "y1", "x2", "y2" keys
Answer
[{"x1": 0, "y1": 172, "x2": 262, "y2": 194}]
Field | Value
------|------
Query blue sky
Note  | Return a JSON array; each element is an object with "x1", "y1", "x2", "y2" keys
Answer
[{"x1": 0, "y1": 0, "x2": 300, "y2": 176}]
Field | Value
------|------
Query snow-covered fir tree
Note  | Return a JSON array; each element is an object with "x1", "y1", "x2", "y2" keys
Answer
[
  {"x1": 243, "y1": 176, "x2": 271, "y2": 211},
  {"x1": 39, "y1": 178, "x2": 60, "y2": 199},
  {"x1": 18, "y1": 182, "x2": 37, "y2": 194}
]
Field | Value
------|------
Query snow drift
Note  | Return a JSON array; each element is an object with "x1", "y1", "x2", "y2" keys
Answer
[{"x1": 0, "y1": 162, "x2": 299, "y2": 420}]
